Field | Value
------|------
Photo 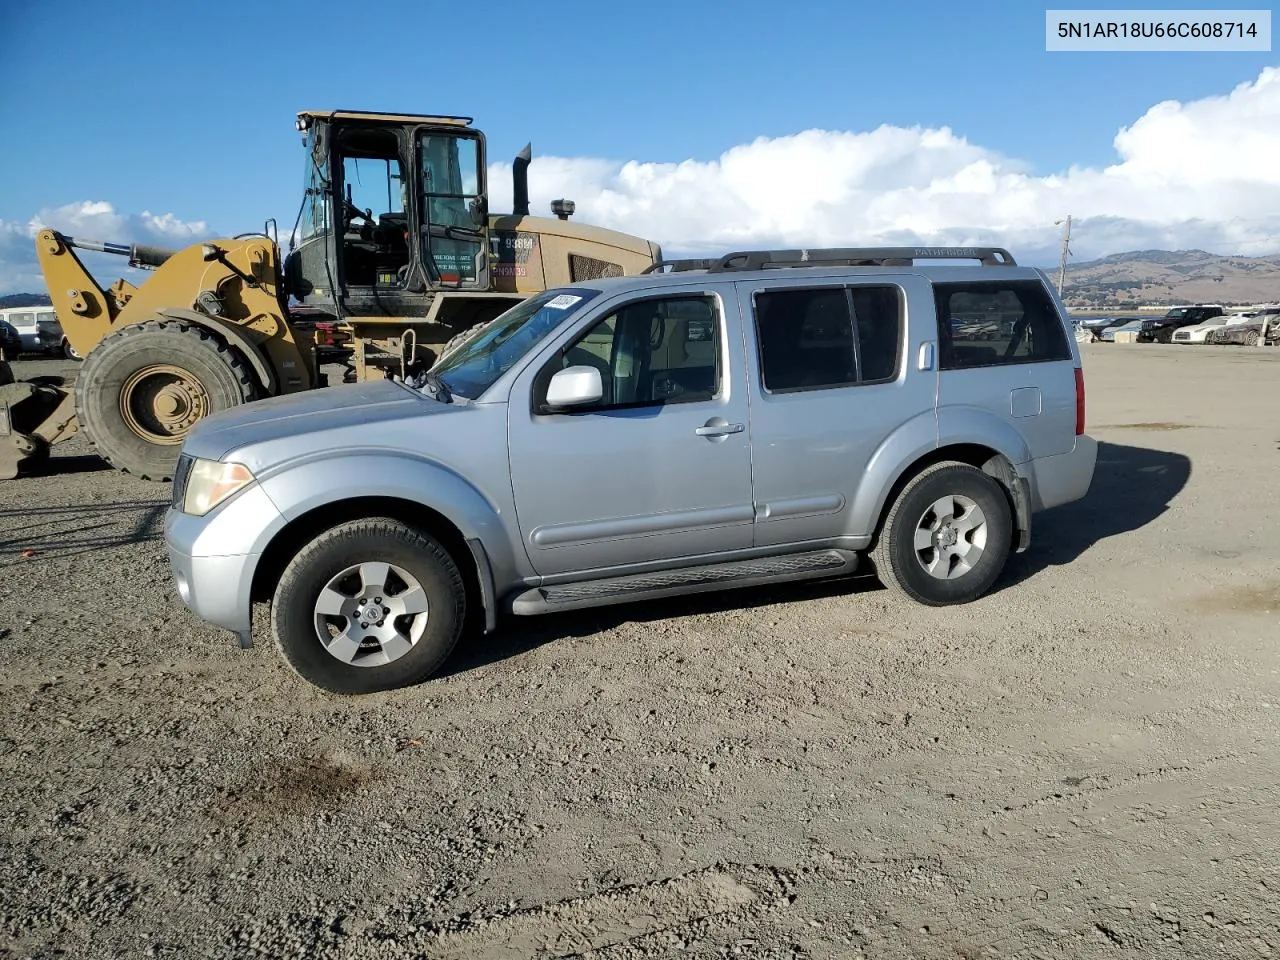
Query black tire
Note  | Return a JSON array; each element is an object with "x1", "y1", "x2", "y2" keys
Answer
[
  {"x1": 62, "y1": 338, "x2": 82, "y2": 361},
  {"x1": 870, "y1": 461, "x2": 1013, "y2": 606},
  {"x1": 1245, "y1": 330, "x2": 1260, "y2": 346},
  {"x1": 74, "y1": 319, "x2": 256, "y2": 480},
  {"x1": 271, "y1": 518, "x2": 467, "y2": 694}
]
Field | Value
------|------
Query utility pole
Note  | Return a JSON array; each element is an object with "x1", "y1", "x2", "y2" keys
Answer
[{"x1": 1055, "y1": 215, "x2": 1073, "y2": 296}]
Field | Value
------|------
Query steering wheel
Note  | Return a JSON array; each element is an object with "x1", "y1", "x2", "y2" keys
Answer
[{"x1": 343, "y1": 197, "x2": 374, "y2": 230}]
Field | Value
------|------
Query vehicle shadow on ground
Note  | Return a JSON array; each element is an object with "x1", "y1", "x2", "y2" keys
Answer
[
  {"x1": 997, "y1": 439, "x2": 1191, "y2": 589},
  {"x1": 441, "y1": 574, "x2": 885, "y2": 678},
  {"x1": 19, "y1": 454, "x2": 111, "y2": 477},
  {"x1": 0, "y1": 501, "x2": 167, "y2": 562},
  {"x1": 445, "y1": 440, "x2": 1189, "y2": 676}
]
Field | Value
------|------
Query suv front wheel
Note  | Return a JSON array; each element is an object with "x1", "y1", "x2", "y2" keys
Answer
[
  {"x1": 871, "y1": 462, "x2": 1013, "y2": 606},
  {"x1": 271, "y1": 518, "x2": 467, "y2": 693}
]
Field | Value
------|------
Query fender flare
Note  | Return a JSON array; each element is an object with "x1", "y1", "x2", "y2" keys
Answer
[
  {"x1": 852, "y1": 407, "x2": 1035, "y2": 545},
  {"x1": 154, "y1": 308, "x2": 278, "y2": 396},
  {"x1": 253, "y1": 452, "x2": 524, "y2": 630}
]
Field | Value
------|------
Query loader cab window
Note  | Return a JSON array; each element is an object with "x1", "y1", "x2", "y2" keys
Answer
[
  {"x1": 336, "y1": 127, "x2": 411, "y2": 289},
  {"x1": 299, "y1": 128, "x2": 330, "y2": 243},
  {"x1": 418, "y1": 132, "x2": 485, "y2": 286}
]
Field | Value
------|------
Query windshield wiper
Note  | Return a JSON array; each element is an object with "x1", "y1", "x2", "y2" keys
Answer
[{"x1": 406, "y1": 368, "x2": 453, "y2": 403}]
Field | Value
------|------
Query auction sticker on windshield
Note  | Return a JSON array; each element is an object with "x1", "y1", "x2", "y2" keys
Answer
[{"x1": 546, "y1": 294, "x2": 583, "y2": 310}]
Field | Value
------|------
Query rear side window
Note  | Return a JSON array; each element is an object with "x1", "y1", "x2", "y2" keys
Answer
[
  {"x1": 934, "y1": 280, "x2": 1071, "y2": 370},
  {"x1": 753, "y1": 285, "x2": 902, "y2": 393}
]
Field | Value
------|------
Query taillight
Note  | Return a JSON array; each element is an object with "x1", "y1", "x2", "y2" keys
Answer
[{"x1": 1074, "y1": 366, "x2": 1085, "y2": 436}]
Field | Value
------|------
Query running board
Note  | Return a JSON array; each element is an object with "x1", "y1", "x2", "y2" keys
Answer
[{"x1": 509, "y1": 549, "x2": 859, "y2": 616}]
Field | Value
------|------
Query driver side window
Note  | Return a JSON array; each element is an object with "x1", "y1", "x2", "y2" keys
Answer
[{"x1": 544, "y1": 295, "x2": 722, "y2": 412}]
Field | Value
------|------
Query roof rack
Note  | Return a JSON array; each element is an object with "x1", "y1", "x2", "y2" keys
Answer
[
  {"x1": 706, "y1": 246, "x2": 1017, "y2": 272},
  {"x1": 640, "y1": 258, "x2": 721, "y2": 275}
]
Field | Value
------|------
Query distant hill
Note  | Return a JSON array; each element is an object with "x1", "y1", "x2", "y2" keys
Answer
[
  {"x1": 0, "y1": 293, "x2": 52, "y2": 309},
  {"x1": 1060, "y1": 249, "x2": 1280, "y2": 309}
]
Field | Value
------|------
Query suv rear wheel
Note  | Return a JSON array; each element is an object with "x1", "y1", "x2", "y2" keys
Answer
[
  {"x1": 871, "y1": 462, "x2": 1013, "y2": 605},
  {"x1": 271, "y1": 519, "x2": 467, "y2": 693}
]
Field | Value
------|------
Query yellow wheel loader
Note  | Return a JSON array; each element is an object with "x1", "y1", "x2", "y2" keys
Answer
[{"x1": 1, "y1": 109, "x2": 661, "y2": 481}]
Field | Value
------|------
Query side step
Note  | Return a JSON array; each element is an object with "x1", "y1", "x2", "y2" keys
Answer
[{"x1": 509, "y1": 549, "x2": 859, "y2": 616}]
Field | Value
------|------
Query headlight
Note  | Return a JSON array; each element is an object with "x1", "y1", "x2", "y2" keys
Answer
[{"x1": 182, "y1": 458, "x2": 256, "y2": 516}]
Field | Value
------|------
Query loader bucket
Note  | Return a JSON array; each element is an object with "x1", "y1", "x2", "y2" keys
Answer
[{"x1": 0, "y1": 361, "x2": 78, "y2": 480}]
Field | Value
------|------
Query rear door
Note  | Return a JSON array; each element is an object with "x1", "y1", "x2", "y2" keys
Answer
[
  {"x1": 737, "y1": 275, "x2": 936, "y2": 547},
  {"x1": 933, "y1": 277, "x2": 1076, "y2": 459}
]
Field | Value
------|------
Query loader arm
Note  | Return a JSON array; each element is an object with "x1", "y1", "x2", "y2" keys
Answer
[
  {"x1": 35, "y1": 229, "x2": 124, "y2": 360},
  {"x1": 34, "y1": 228, "x2": 315, "y2": 395}
]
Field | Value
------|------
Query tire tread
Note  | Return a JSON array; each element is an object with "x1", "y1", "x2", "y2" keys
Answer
[
  {"x1": 74, "y1": 319, "x2": 256, "y2": 480},
  {"x1": 871, "y1": 460, "x2": 1010, "y2": 606},
  {"x1": 270, "y1": 518, "x2": 467, "y2": 694}
]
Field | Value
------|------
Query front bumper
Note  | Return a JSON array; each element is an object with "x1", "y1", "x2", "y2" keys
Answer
[
  {"x1": 18, "y1": 333, "x2": 59, "y2": 353},
  {"x1": 168, "y1": 547, "x2": 259, "y2": 645},
  {"x1": 163, "y1": 482, "x2": 286, "y2": 644}
]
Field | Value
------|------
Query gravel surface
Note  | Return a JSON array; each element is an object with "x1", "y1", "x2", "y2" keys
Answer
[{"x1": 2, "y1": 343, "x2": 1279, "y2": 959}]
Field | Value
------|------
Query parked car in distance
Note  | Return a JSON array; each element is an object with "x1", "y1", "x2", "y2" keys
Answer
[
  {"x1": 1140, "y1": 304, "x2": 1225, "y2": 343},
  {"x1": 0, "y1": 306, "x2": 79, "y2": 358},
  {"x1": 1208, "y1": 308, "x2": 1280, "y2": 346},
  {"x1": 0, "y1": 318, "x2": 22, "y2": 359},
  {"x1": 1079, "y1": 316, "x2": 1138, "y2": 341},
  {"x1": 1172, "y1": 312, "x2": 1252, "y2": 343},
  {"x1": 164, "y1": 245, "x2": 1097, "y2": 694},
  {"x1": 1099, "y1": 318, "x2": 1155, "y2": 342}
]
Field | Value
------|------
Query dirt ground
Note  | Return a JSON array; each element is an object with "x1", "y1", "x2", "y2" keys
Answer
[{"x1": 2, "y1": 342, "x2": 1279, "y2": 959}]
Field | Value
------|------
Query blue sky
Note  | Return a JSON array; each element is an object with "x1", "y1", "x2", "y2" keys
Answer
[{"x1": 0, "y1": 0, "x2": 1277, "y2": 289}]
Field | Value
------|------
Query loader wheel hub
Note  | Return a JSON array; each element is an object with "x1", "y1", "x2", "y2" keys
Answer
[{"x1": 119, "y1": 364, "x2": 210, "y2": 445}]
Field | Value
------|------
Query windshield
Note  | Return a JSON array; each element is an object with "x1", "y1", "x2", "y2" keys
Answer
[{"x1": 433, "y1": 288, "x2": 600, "y2": 399}]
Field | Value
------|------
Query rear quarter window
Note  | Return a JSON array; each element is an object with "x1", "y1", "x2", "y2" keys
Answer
[{"x1": 934, "y1": 280, "x2": 1071, "y2": 370}]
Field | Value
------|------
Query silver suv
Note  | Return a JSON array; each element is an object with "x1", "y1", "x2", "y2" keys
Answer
[{"x1": 164, "y1": 246, "x2": 1096, "y2": 694}]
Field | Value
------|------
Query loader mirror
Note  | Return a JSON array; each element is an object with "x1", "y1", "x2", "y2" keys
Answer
[
  {"x1": 468, "y1": 195, "x2": 487, "y2": 226},
  {"x1": 201, "y1": 243, "x2": 220, "y2": 261}
]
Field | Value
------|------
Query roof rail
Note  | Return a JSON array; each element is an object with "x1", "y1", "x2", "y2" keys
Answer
[
  {"x1": 640, "y1": 258, "x2": 721, "y2": 275},
  {"x1": 707, "y1": 246, "x2": 1017, "y2": 272}
]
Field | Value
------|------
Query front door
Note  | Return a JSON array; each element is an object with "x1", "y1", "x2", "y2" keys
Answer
[{"x1": 507, "y1": 290, "x2": 755, "y2": 578}]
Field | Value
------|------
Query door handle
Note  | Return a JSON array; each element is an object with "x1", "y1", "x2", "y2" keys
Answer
[{"x1": 696, "y1": 419, "x2": 744, "y2": 437}]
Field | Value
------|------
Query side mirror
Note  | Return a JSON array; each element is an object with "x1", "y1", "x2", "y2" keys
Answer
[
  {"x1": 469, "y1": 194, "x2": 488, "y2": 227},
  {"x1": 545, "y1": 365, "x2": 602, "y2": 409}
]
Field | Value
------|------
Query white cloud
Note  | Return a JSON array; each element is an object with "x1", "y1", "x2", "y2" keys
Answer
[
  {"x1": 0, "y1": 201, "x2": 213, "y2": 295},
  {"x1": 489, "y1": 66, "x2": 1280, "y2": 265},
  {"x1": 4, "y1": 67, "x2": 1279, "y2": 292}
]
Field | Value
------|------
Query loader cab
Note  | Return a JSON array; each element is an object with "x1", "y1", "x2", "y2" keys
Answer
[{"x1": 285, "y1": 110, "x2": 490, "y2": 317}]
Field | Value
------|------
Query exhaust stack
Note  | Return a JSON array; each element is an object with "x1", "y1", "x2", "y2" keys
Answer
[{"x1": 512, "y1": 143, "x2": 531, "y2": 217}]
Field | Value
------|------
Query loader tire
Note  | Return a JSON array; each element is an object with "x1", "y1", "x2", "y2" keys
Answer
[
  {"x1": 75, "y1": 319, "x2": 256, "y2": 481},
  {"x1": 438, "y1": 318, "x2": 495, "y2": 363}
]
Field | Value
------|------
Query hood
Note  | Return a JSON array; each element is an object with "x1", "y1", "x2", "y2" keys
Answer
[{"x1": 182, "y1": 379, "x2": 454, "y2": 462}]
